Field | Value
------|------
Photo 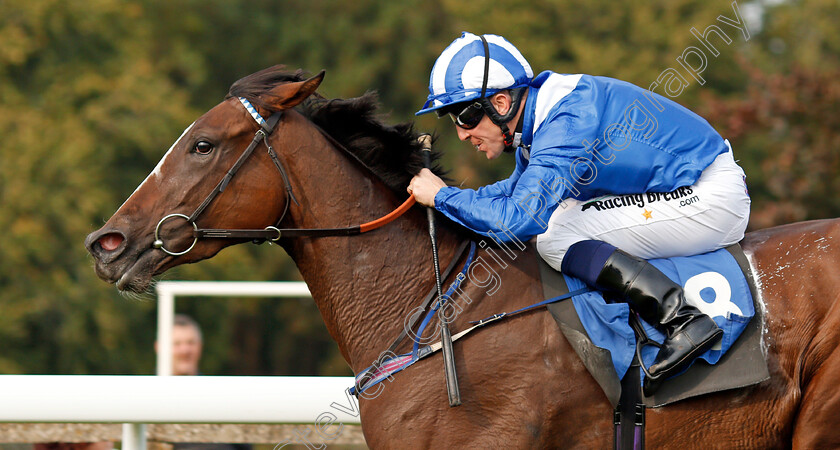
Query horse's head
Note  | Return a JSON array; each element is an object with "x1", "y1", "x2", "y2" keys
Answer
[{"x1": 85, "y1": 67, "x2": 324, "y2": 292}]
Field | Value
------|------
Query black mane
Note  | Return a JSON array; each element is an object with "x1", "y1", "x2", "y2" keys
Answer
[{"x1": 227, "y1": 65, "x2": 446, "y2": 192}]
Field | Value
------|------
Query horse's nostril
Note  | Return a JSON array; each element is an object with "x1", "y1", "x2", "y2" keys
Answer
[{"x1": 98, "y1": 233, "x2": 124, "y2": 252}]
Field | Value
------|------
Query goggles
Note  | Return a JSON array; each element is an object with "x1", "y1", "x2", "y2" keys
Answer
[{"x1": 445, "y1": 102, "x2": 485, "y2": 130}]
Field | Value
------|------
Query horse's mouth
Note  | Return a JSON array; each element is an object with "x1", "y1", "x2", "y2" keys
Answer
[
  {"x1": 88, "y1": 224, "x2": 196, "y2": 292},
  {"x1": 115, "y1": 248, "x2": 162, "y2": 292},
  {"x1": 92, "y1": 244, "x2": 171, "y2": 293}
]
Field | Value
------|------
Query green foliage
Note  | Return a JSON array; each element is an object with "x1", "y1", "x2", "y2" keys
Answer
[
  {"x1": 699, "y1": 65, "x2": 840, "y2": 229},
  {"x1": 0, "y1": 0, "x2": 189, "y2": 374},
  {"x1": 0, "y1": 0, "x2": 837, "y2": 376}
]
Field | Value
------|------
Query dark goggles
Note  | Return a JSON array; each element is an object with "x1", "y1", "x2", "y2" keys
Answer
[{"x1": 441, "y1": 102, "x2": 485, "y2": 130}]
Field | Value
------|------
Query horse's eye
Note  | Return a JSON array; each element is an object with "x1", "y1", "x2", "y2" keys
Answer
[{"x1": 194, "y1": 141, "x2": 214, "y2": 155}]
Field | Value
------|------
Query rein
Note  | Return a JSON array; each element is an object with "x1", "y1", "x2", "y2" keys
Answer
[
  {"x1": 193, "y1": 194, "x2": 416, "y2": 241},
  {"x1": 153, "y1": 97, "x2": 416, "y2": 256},
  {"x1": 349, "y1": 241, "x2": 590, "y2": 396}
]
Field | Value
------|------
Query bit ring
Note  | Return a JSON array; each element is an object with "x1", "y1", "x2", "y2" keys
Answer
[{"x1": 153, "y1": 214, "x2": 198, "y2": 256}]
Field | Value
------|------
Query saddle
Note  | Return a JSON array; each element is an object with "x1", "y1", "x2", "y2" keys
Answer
[{"x1": 539, "y1": 243, "x2": 770, "y2": 408}]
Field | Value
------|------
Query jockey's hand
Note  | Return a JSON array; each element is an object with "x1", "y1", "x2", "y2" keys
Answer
[{"x1": 408, "y1": 168, "x2": 446, "y2": 207}]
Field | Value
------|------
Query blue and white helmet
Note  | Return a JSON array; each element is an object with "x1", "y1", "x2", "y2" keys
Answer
[{"x1": 416, "y1": 32, "x2": 533, "y2": 116}]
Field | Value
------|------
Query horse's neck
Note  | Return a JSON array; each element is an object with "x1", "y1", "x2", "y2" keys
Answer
[{"x1": 278, "y1": 115, "x2": 461, "y2": 372}]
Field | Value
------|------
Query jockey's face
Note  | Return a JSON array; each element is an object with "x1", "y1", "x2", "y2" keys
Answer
[
  {"x1": 453, "y1": 92, "x2": 513, "y2": 160},
  {"x1": 455, "y1": 113, "x2": 506, "y2": 160}
]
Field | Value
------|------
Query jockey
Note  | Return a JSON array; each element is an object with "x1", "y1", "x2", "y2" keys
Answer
[{"x1": 408, "y1": 32, "x2": 751, "y2": 394}]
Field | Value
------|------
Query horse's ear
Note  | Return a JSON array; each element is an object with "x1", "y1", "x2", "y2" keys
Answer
[{"x1": 263, "y1": 70, "x2": 326, "y2": 110}]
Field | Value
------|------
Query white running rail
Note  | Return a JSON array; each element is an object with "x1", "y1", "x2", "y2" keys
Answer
[{"x1": 0, "y1": 281, "x2": 360, "y2": 450}]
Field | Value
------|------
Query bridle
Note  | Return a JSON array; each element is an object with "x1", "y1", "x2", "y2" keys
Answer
[
  {"x1": 152, "y1": 97, "x2": 415, "y2": 256},
  {"x1": 152, "y1": 95, "x2": 474, "y2": 406}
]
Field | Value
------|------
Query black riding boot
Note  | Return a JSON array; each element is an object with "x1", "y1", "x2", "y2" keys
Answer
[{"x1": 595, "y1": 249, "x2": 723, "y2": 396}]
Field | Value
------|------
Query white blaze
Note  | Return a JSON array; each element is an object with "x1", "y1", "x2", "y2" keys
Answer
[{"x1": 114, "y1": 122, "x2": 195, "y2": 214}]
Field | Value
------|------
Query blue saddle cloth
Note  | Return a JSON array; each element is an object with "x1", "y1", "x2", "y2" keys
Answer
[{"x1": 564, "y1": 247, "x2": 755, "y2": 381}]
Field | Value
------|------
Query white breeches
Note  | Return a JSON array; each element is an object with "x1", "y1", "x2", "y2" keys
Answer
[{"x1": 536, "y1": 143, "x2": 751, "y2": 271}]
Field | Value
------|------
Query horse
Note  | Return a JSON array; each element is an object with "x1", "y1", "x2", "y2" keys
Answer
[{"x1": 85, "y1": 66, "x2": 840, "y2": 448}]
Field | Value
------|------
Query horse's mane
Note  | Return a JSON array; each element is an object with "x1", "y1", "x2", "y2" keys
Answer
[{"x1": 227, "y1": 65, "x2": 446, "y2": 192}]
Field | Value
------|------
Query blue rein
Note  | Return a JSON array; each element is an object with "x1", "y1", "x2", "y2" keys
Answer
[{"x1": 350, "y1": 241, "x2": 590, "y2": 396}]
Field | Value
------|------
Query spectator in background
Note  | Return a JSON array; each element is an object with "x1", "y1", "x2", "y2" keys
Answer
[
  {"x1": 155, "y1": 314, "x2": 204, "y2": 376},
  {"x1": 29, "y1": 317, "x2": 204, "y2": 450},
  {"x1": 156, "y1": 314, "x2": 251, "y2": 450}
]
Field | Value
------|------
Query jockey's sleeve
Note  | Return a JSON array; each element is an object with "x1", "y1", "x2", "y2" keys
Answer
[
  {"x1": 433, "y1": 145, "x2": 578, "y2": 242},
  {"x1": 472, "y1": 162, "x2": 524, "y2": 198}
]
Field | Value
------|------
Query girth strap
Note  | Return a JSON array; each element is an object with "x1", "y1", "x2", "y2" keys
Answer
[{"x1": 615, "y1": 356, "x2": 646, "y2": 450}]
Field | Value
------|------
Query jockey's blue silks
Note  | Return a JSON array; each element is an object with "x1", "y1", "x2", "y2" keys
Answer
[{"x1": 432, "y1": 72, "x2": 729, "y2": 243}]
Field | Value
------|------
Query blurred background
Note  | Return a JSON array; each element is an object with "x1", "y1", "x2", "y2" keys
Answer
[{"x1": 0, "y1": 0, "x2": 838, "y2": 378}]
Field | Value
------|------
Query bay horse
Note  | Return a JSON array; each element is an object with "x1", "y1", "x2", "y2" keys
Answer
[{"x1": 85, "y1": 66, "x2": 840, "y2": 448}]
